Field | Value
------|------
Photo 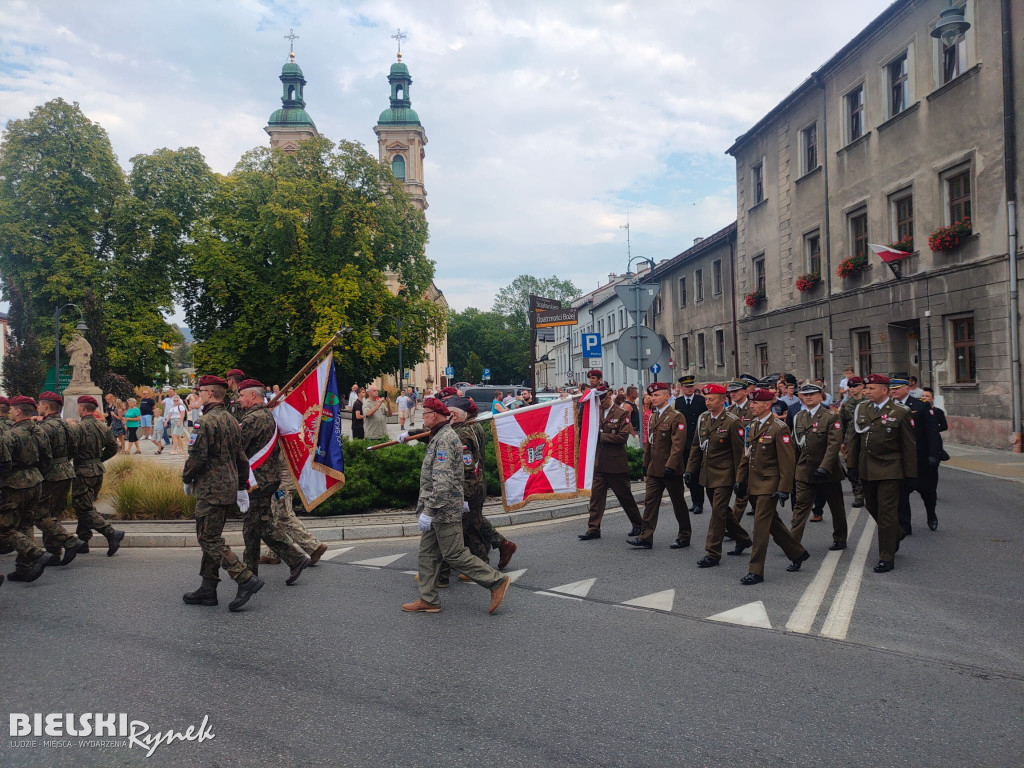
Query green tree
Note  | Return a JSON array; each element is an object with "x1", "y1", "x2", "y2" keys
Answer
[
  {"x1": 492, "y1": 274, "x2": 581, "y2": 330},
  {"x1": 464, "y1": 351, "x2": 483, "y2": 384},
  {"x1": 448, "y1": 307, "x2": 529, "y2": 384},
  {"x1": 2, "y1": 280, "x2": 46, "y2": 395}
]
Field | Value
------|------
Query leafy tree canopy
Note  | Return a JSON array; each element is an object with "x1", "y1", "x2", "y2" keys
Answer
[{"x1": 492, "y1": 274, "x2": 581, "y2": 330}]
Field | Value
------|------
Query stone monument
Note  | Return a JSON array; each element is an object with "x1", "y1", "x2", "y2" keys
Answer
[{"x1": 61, "y1": 332, "x2": 105, "y2": 418}]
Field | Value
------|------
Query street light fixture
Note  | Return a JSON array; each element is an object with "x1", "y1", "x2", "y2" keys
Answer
[
  {"x1": 930, "y1": 0, "x2": 970, "y2": 47},
  {"x1": 54, "y1": 303, "x2": 87, "y2": 394}
]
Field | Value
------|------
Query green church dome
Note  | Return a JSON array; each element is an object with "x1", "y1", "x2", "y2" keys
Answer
[
  {"x1": 281, "y1": 61, "x2": 304, "y2": 77},
  {"x1": 268, "y1": 107, "x2": 316, "y2": 130},
  {"x1": 377, "y1": 107, "x2": 421, "y2": 126},
  {"x1": 389, "y1": 61, "x2": 410, "y2": 77}
]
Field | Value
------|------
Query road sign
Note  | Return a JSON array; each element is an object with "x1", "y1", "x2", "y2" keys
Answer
[
  {"x1": 615, "y1": 326, "x2": 664, "y2": 370},
  {"x1": 482, "y1": 368, "x2": 491, "y2": 380},
  {"x1": 529, "y1": 294, "x2": 563, "y2": 313},
  {"x1": 668, "y1": 358, "x2": 674, "y2": 369},
  {"x1": 445, "y1": 366, "x2": 454, "y2": 377},
  {"x1": 650, "y1": 363, "x2": 662, "y2": 375},
  {"x1": 404, "y1": 371, "x2": 410, "y2": 379},
  {"x1": 585, "y1": 358, "x2": 602, "y2": 367},
  {"x1": 581, "y1": 333, "x2": 602, "y2": 358},
  {"x1": 535, "y1": 307, "x2": 578, "y2": 328},
  {"x1": 615, "y1": 282, "x2": 662, "y2": 320}
]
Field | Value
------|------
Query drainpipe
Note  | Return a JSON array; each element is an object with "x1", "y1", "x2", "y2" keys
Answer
[
  {"x1": 1001, "y1": 0, "x2": 1022, "y2": 450},
  {"x1": 728, "y1": 234, "x2": 740, "y2": 376},
  {"x1": 813, "y1": 70, "x2": 836, "y2": 394}
]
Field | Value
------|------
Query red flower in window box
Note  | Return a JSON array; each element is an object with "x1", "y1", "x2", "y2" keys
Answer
[
  {"x1": 744, "y1": 287, "x2": 766, "y2": 308},
  {"x1": 836, "y1": 254, "x2": 868, "y2": 279},
  {"x1": 795, "y1": 272, "x2": 821, "y2": 292},
  {"x1": 888, "y1": 234, "x2": 914, "y2": 253},
  {"x1": 928, "y1": 217, "x2": 972, "y2": 252}
]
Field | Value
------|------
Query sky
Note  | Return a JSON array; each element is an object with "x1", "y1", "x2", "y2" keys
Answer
[{"x1": 0, "y1": 0, "x2": 896, "y2": 316}]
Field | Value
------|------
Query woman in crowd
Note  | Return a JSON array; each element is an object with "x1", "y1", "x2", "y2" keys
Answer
[
  {"x1": 351, "y1": 386, "x2": 366, "y2": 440},
  {"x1": 151, "y1": 406, "x2": 166, "y2": 454},
  {"x1": 168, "y1": 395, "x2": 188, "y2": 454},
  {"x1": 186, "y1": 387, "x2": 201, "y2": 426},
  {"x1": 124, "y1": 398, "x2": 142, "y2": 455},
  {"x1": 107, "y1": 395, "x2": 127, "y2": 453}
]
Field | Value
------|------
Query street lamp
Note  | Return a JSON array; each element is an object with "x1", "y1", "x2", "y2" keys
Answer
[
  {"x1": 54, "y1": 303, "x2": 87, "y2": 394},
  {"x1": 930, "y1": 0, "x2": 970, "y2": 47},
  {"x1": 626, "y1": 255, "x2": 657, "y2": 389},
  {"x1": 372, "y1": 313, "x2": 430, "y2": 389}
]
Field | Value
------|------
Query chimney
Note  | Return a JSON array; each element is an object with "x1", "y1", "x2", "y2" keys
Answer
[
  {"x1": 694, "y1": 237, "x2": 704, "y2": 245},
  {"x1": 608, "y1": 273, "x2": 617, "y2": 283}
]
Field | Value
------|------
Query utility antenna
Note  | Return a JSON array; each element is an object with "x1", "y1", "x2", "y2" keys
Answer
[{"x1": 621, "y1": 212, "x2": 632, "y2": 267}]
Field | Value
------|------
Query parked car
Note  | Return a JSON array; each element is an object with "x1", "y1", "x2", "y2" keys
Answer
[{"x1": 463, "y1": 385, "x2": 527, "y2": 413}]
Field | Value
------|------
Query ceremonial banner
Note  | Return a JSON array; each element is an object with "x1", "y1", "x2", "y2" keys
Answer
[
  {"x1": 576, "y1": 388, "x2": 599, "y2": 496},
  {"x1": 492, "y1": 397, "x2": 579, "y2": 512},
  {"x1": 272, "y1": 355, "x2": 345, "y2": 511}
]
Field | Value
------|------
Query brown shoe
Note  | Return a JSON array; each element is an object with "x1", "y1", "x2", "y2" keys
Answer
[
  {"x1": 259, "y1": 554, "x2": 281, "y2": 564},
  {"x1": 457, "y1": 573, "x2": 472, "y2": 582},
  {"x1": 488, "y1": 576, "x2": 511, "y2": 614},
  {"x1": 401, "y1": 599, "x2": 441, "y2": 613},
  {"x1": 309, "y1": 543, "x2": 328, "y2": 565},
  {"x1": 498, "y1": 540, "x2": 518, "y2": 569}
]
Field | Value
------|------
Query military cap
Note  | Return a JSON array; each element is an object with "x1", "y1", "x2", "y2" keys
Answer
[
  {"x1": 739, "y1": 373, "x2": 759, "y2": 385},
  {"x1": 677, "y1": 375, "x2": 696, "y2": 386},
  {"x1": 646, "y1": 382, "x2": 670, "y2": 395},
  {"x1": 38, "y1": 391, "x2": 63, "y2": 405},
  {"x1": 225, "y1": 368, "x2": 245, "y2": 380},
  {"x1": 798, "y1": 383, "x2": 823, "y2": 395},
  {"x1": 238, "y1": 378, "x2": 265, "y2": 391},
  {"x1": 782, "y1": 373, "x2": 797, "y2": 385},
  {"x1": 864, "y1": 373, "x2": 890, "y2": 385},
  {"x1": 437, "y1": 386, "x2": 458, "y2": 398},
  {"x1": 198, "y1": 374, "x2": 229, "y2": 388},
  {"x1": 595, "y1": 384, "x2": 611, "y2": 394},
  {"x1": 587, "y1": 369, "x2": 603, "y2": 378},
  {"x1": 749, "y1": 388, "x2": 775, "y2": 402},
  {"x1": 422, "y1": 397, "x2": 450, "y2": 416},
  {"x1": 465, "y1": 400, "x2": 479, "y2": 419},
  {"x1": 847, "y1": 375, "x2": 864, "y2": 386},
  {"x1": 0, "y1": 396, "x2": 9, "y2": 405},
  {"x1": 444, "y1": 395, "x2": 473, "y2": 412},
  {"x1": 9, "y1": 395, "x2": 36, "y2": 407},
  {"x1": 701, "y1": 383, "x2": 727, "y2": 395},
  {"x1": 888, "y1": 375, "x2": 910, "y2": 386},
  {"x1": 726, "y1": 380, "x2": 747, "y2": 393},
  {"x1": 76, "y1": 395, "x2": 99, "y2": 407}
]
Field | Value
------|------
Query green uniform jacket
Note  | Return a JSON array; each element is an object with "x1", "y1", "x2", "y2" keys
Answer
[
  {"x1": 839, "y1": 395, "x2": 863, "y2": 444},
  {"x1": 226, "y1": 392, "x2": 245, "y2": 422},
  {"x1": 846, "y1": 399, "x2": 917, "y2": 481},
  {"x1": 453, "y1": 421, "x2": 484, "y2": 498},
  {"x1": 238, "y1": 403, "x2": 281, "y2": 492},
  {"x1": 686, "y1": 408, "x2": 744, "y2": 488},
  {"x1": 793, "y1": 406, "x2": 844, "y2": 483},
  {"x1": 644, "y1": 406, "x2": 687, "y2": 476},
  {"x1": 183, "y1": 403, "x2": 249, "y2": 508},
  {"x1": 595, "y1": 403, "x2": 632, "y2": 475},
  {"x1": 416, "y1": 423, "x2": 464, "y2": 524},
  {"x1": 3, "y1": 420, "x2": 49, "y2": 489},
  {"x1": 737, "y1": 415, "x2": 795, "y2": 495},
  {"x1": 73, "y1": 416, "x2": 118, "y2": 477},
  {"x1": 39, "y1": 414, "x2": 77, "y2": 482}
]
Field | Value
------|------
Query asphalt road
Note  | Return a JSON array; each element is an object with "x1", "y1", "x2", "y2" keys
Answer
[{"x1": 2, "y1": 468, "x2": 1022, "y2": 768}]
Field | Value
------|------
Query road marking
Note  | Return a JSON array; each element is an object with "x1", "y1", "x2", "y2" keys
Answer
[
  {"x1": 317, "y1": 546, "x2": 353, "y2": 562},
  {"x1": 707, "y1": 601, "x2": 772, "y2": 629},
  {"x1": 402, "y1": 570, "x2": 418, "y2": 575},
  {"x1": 538, "y1": 577, "x2": 596, "y2": 600},
  {"x1": 504, "y1": 568, "x2": 528, "y2": 583},
  {"x1": 350, "y1": 553, "x2": 407, "y2": 569},
  {"x1": 785, "y1": 508, "x2": 862, "y2": 633},
  {"x1": 622, "y1": 589, "x2": 675, "y2": 612},
  {"x1": 820, "y1": 516, "x2": 877, "y2": 640}
]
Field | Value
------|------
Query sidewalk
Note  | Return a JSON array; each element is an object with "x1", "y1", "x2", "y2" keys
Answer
[{"x1": 942, "y1": 442, "x2": 1024, "y2": 482}]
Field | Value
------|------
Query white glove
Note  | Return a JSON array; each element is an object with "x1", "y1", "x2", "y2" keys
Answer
[
  {"x1": 463, "y1": 501, "x2": 470, "y2": 514},
  {"x1": 417, "y1": 513, "x2": 433, "y2": 533},
  {"x1": 183, "y1": 483, "x2": 193, "y2": 497},
  {"x1": 236, "y1": 490, "x2": 250, "y2": 514},
  {"x1": 398, "y1": 431, "x2": 410, "y2": 444}
]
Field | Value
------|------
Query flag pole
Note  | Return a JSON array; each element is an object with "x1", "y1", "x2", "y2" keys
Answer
[{"x1": 268, "y1": 326, "x2": 353, "y2": 409}]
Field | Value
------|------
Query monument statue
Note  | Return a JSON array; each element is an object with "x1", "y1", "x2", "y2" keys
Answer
[{"x1": 66, "y1": 333, "x2": 93, "y2": 385}]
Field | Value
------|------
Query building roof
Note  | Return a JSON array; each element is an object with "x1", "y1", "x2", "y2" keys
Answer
[
  {"x1": 268, "y1": 107, "x2": 316, "y2": 129},
  {"x1": 652, "y1": 222, "x2": 737, "y2": 279},
  {"x1": 378, "y1": 107, "x2": 422, "y2": 126}
]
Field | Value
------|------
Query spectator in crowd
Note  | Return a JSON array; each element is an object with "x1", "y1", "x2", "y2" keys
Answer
[
  {"x1": 396, "y1": 389, "x2": 411, "y2": 429},
  {"x1": 362, "y1": 385, "x2": 391, "y2": 442},
  {"x1": 839, "y1": 365, "x2": 855, "y2": 401},
  {"x1": 909, "y1": 376, "x2": 925, "y2": 399},
  {"x1": 186, "y1": 387, "x2": 201, "y2": 426},
  {"x1": 124, "y1": 398, "x2": 142, "y2": 455},
  {"x1": 139, "y1": 389, "x2": 155, "y2": 441},
  {"x1": 348, "y1": 383, "x2": 360, "y2": 411},
  {"x1": 351, "y1": 386, "x2": 366, "y2": 439},
  {"x1": 168, "y1": 395, "x2": 187, "y2": 454},
  {"x1": 106, "y1": 396, "x2": 127, "y2": 453},
  {"x1": 492, "y1": 391, "x2": 506, "y2": 414},
  {"x1": 151, "y1": 406, "x2": 166, "y2": 454}
]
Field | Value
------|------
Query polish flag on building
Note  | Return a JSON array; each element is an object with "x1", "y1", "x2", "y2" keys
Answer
[
  {"x1": 272, "y1": 355, "x2": 345, "y2": 511},
  {"x1": 492, "y1": 395, "x2": 596, "y2": 512},
  {"x1": 869, "y1": 243, "x2": 912, "y2": 263}
]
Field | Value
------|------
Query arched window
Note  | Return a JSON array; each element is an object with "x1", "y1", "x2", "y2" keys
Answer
[
  {"x1": 396, "y1": 85, "x2": 404, "y2": 100},
  {"x1": 288, "y1": 85, "x2": 295, "y2": 100},
  {"x1": 391, "y1": 154, "x2": 406, "y2": 181}
]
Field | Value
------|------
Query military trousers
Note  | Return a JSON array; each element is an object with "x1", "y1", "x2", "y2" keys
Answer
[
  {"x1": 417, "y1": 519, "x2": 505, "y2": 606},
  {"x1": 731, "y1": 491, "x2": 754, "y2": 521},
  {"x1": 0, "y1": 485, "x2": 45, "y2": 565},
  {"x1": 440, "y1": 485, "x2": 490, "y2": 581},
  {"x1": 791, "y1": 480, "x2": 847, "y2": 546},
  {"x1": 639, "y1": 473, "x2": 690, "y2": 543},
  {"x1": 865, "y1": 479, "x2": 902, "y2": 562},
  {"x1": 704, "y1": 485, "x2": 752, "y2": 560},
  {"x1": 243, "y1": 490, "x2": 305, "y2": 576},
  {"x1": 587, "y1": 471, "x2": 642, "y2": 532},
  {"x1": 269, "y1": 471, "x2": 322, "y2": 555},
  {"x1": 747, "y1": 494, "x2": 806, "y2": 577},
  {"x1": 34, "y1": 478, "x2": 78, "y2": 554},
  {"x1": 195, "y1": 503, "x2": 252, "y2": 586},
  {"x1": 72, "y1": 474, "x2": 114, "y2": 542},
  {"x1": 898, "y1": 466, "x2": 937, "y2": 532},
  {"x1": 682, "y1": 447, "x2": 705, "y2": 510}
]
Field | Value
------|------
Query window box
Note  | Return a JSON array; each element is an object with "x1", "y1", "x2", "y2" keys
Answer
[
  {"x1": 744, "y1": 288, "x2": 766, "y2": 308},
  {"x1": 889, "y1": 234, "x2": 914, "y2": 253},
  {"x1": 928, "y1": 217, "x2": 972, "y2": 252},
  {"x1": 795, "y1": 272, "x2": 822, "y2": 293},
  {"x1": 836, "y1": 254, "x2": 869, "y2": 279}
]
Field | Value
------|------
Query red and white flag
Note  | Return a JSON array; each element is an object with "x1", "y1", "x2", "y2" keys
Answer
[
  {"x1": 272, "y1": 355, "x2": 344, "y2": 511},
  {"x1": 492, "y1": 396, "x2": 593, "y2": 512},
  {"x1": 576, "y1": 388, "x2": 599, "y2": 496},
  {"x1": 869, "y1": 243, "x2": 912, "y2": 263}
]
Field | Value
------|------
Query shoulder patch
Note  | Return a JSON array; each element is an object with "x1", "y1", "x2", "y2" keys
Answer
[
  {"x1": 782, "y1": 434, "x2": 791, "y2": 443},
  {"x1": 893, "y1": 401, "x2": 910, "y2": 410},
  {"x1": 436, "y1": 450, "x2": 448, "y2": 462},
  {"x1": 188, "y1": 431, "x2": 199, "y2": 446}
]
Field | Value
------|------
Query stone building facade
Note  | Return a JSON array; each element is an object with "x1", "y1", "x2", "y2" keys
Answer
[{"x1": 726, "y1": 0, "x2": 1022, "y2": 447}]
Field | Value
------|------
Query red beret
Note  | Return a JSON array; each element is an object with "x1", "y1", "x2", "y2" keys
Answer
[
  {"x1": 76, "y1": 395, "x2": 99, "y2": 407},
  {"x1": 38, "y1": 391, "x2": 63, "y2": 405},
  {"x1": 847, "y1": 376, "x2": 864, "y2": 386},
  {"x1": 646, "y1": 382, "x2": 670, "y2": 395},
  {"x1": 864, "y1": 374, "x2": 890, "y2": 385},
  {"x1": 749, "y1": 388, "x2": 776, "y2": 402},
  {"x1": 9, "y1": 395, "x2": 36, "y2": 407},
  {"x1": 588, "y1": 369, "x2": 602, "y2": 378},
  {"x1": 701, "y1": 384, "x2": 727, "y2": 395},
  {"x1": 465, "y1": 400, "x2": 479, "y2": 418},
  {"x1": 225, "y1": 369, "x2": 245, "y2": 380},
  {"x1": 238, "y1": 378, "x2": 264, "y2": 390},
  {"x1": 198, "y1": 375, "x2": 229, "y2": 387},
  {"x1": 0, "y1": 396, "x2": 8, "y2": 405},
  {"x1": 437, "y1": 387, "x2": 458, "y2": 398},
  {"x1": 422, "y1": 397, "x2": 450, "y2": 416},
  {"x1": 595, "y1": 384, "x2": 611, "y2": 394}
]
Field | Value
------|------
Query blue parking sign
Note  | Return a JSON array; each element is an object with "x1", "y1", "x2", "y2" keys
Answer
[
  {"x1": 582, "y1": 333, "x2": 602, "y2": 358},
  {"x1": 483, "y1": 368, "x2": 491, "y2": 380}
]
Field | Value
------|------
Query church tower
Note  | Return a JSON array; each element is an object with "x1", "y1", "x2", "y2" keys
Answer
[
  {"x1": 265, "y1": 40, "x2": 318, "y2": 153},
  {"x1": 373, "y1": 43, "x2": 428, "y2": 210}
]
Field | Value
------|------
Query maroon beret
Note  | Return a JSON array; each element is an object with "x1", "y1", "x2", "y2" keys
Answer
[
  {"x1": 225, "y1": 368, "x2": 245, "y2": 380},
  {"x1": 465, "y1": 400, "x2": 479, "y2": 419},
  {"x1": 587, "y1": 369, "x2": 603, "y2": 378},
  {"x1": 77, "y1": 395, "x2": 99, "y2": 407},
  {"x1": 701, "y1": 383, "x2": 727, "y2": 395},
  {"x1": 749, "y1": 388, "x2": 776, "y2": 402},
  {"x1": 38, "y1": 391, "x2": 63, "y2": 405},
  {"x1": 864, "y1": 373, "x2": 890, "y2": 385},
  {"x1": 0, "y1": 396, "x2": 9, "y2": 405},
  {"x1": 436, "y1": 386, "x2": 458, "y2": 398},
  {"x1": 646, "y1": 382, "x2": 670, "y2": 395},
  {"x1": 422, "y1": 397, "x2": 450, "y2": 416},
  {"x1": 847, "y1": 376, "x2": 864, "y2": 386},
  {"x1": 198, "y1": 374, "x2": 229, "y2": 387},
  {"x1": 595, "y1": 384, "x2": 611, "y2": 394},
  {"x1": 9, "y1": 395, "x2": 37, "y2": 407},
  {"x1": 238, "y1": 378, "x2": 265, "y2": 390}
]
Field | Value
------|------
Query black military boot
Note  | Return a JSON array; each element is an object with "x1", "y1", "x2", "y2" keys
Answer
[
  {"x1": 183, "y1": 585, "x2": 218, "y2": 606},
  {"x1": 20, "y1": 552, "x2": 55, "y2": 583},
  {"x1": 46, "y1": 548, "x2": 64, "y2": 564},
  {"x1": 60, "y1": 538, "x2": 87, "y2": 566},
  {"x1": 105, "y1": 529, "x2": 125, "y2": 556},
  {"x1": 229, "y1": 575, "x2": 265, "y2": 612},
  {"x1": 78, "y1": 540, "x2": 90, "y2": 554}
]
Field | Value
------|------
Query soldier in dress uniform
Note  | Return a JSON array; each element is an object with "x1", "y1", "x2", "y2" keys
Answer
[
  {"x1": 726, "y1": 380, "x2": 756, "y2": 521},
  {"x1": 579, "y1": 385, "x2": 643, "y2": 540},
  {"x1": 2, "y1": 396, "x2": 56, "y2": 582},
  {"x1": 839, "y1": 376, "x2": 866, "y2": 508},
  {"x1": 33, "y1": 392, "x2": 87, "y2": 565},
  {"x1": 628, "y1": 382, "x2": 690, "y2": 549},
  {"x1": 182, "y1": 375, "x2": 265, "y2": 611},
  {"x1": 225, "y1": 368, "x2": 246, "y2": 421},
  {"x1": 673, "y1": 374, "x2": 707, "y2": 515},
  {"x1": 70, "y1": 395, "x2": 124, "y2": 554},
  {"x1": 236, "y1": 378, "x2": 311, "y2": 585},
  {"x1": 889, "y1": 376, "x2": 941, "y2": 534},
  {"x1": 789, "y1": 383, "x2": 848, "y2": 550},
  {"x1": 734, "y1": 388, "x2": 809, "y2": 585},
  {"x1": 845, "y1": 374, "x2": 917, "y2": 573},
  {"x1": 686, "y1": 384, "x2": 753, "y2": 568}
]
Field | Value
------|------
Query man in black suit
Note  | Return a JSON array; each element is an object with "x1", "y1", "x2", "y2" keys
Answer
[
  {"x1": 890, "y1": 375, "x2": 941, "y2": 533},
  {"x1": 674, "y1": 375, "x2": 707, "y2": 514}
]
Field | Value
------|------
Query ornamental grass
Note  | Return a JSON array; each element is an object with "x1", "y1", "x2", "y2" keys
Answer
[{"x1": 103, "y1": 457, "x2": 196, "y2": 520}]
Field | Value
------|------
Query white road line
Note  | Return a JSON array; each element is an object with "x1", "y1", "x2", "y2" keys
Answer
[
  {"x1": 622, "y1": 589, "x2": 675, "y2": 612},
  {"x1": 317, "y1": 547, "x2": 353, "y2": 561},
  {"x1": 707, "y1": 600, "x2": 772, "y2": 629},
  {"x1": 785, "y1": 507, "x2": 862, "y2": 633},
  {"x1": 820, "y1": 515, "x2": 877, "y2": 640},
  {"x1": 537, "y1": 577, "x2": 596, "y2": 600},
  {"x1": 350, "y1": 553, "x2": 407, "y2": 568}
]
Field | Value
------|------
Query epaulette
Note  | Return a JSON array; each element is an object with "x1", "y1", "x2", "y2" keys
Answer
[
  {"x1": 723, "y1": 411, "x2": 739, "y2": 421},
  {"x1": 892, "y1": 401, "x2": 910, "y2": 411},
  {"x1": 774, "y1": 417, "x2": 788, "y2": 427}
]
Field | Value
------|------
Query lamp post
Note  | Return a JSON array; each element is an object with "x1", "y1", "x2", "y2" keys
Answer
[
  {"x1": 930, "y1": 0, "x2": 971, "y2": 47},
  {"x1": 54, "y1": 303, "x2": 87, "y2": 394},
  {"x1": 624, "y1": 256, "x2": 657, "y2": 389}
]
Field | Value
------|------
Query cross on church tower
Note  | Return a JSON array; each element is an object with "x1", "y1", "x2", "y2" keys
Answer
[
  {"x1": 285, "y1": 28, "x2": 299, "y2": 60},
  {"x1": 391, "y1": 28, "x2": 407, "y2": 60}
]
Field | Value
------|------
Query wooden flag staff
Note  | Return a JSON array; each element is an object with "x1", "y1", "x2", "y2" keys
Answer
[{"x1": 267, "y1": 325, "x2": 353, "y2": 410}]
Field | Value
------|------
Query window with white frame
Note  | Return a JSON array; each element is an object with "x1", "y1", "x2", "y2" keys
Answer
[
  {"x1": 805, "y1": 231, "x2": 821, "y2": 275},
  {"x1": 609, "y1": 313, "x2": 615, "y2": 334},
  {"x1": 845, "y1": 84, "x2": 865, "y2": 143},
  {"x1": 751, "y1": 160, "x2": 765, "y2": 205},
  {"x1": 801, "y1": 123, "x2": 818, "y2": 175},
  {"x1": 888, "y1": 52, "x2": 910, "y2": 117},
  {"x1": 941, "y1": 30, "x2": 968, "y2": 84}
]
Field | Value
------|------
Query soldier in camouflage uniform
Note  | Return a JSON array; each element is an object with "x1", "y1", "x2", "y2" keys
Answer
[
  {"x1": 839, "y1": 375, "x2": 866, "y2": 508},
  {"x1": 261, "y1": 464, "x2": 328, "y2": 565},
  {"x1": 225, "y1": 368, "x2": 247, "y2": 422},
  {"x1": 0, "y1": 395, "x2": 12, "y2": 432},
  {"x1": 71, "y1": 395, "x2": 125, "y2": 554},
  {"x1": 236, "y1": 378, "x2": 311, "y2": 584},
  {"x1": 33, "y1": 392, "x2": 87, "y2": 565},
  {"x1": 182, "y1": 375, "x2": 264, "y2": 612},
  {"x1": 2, "y1": 396, "x2": 56, "y2": 582},
  {"x1": 401, "y1": 397, "x2": 511, "y2": 614}
]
